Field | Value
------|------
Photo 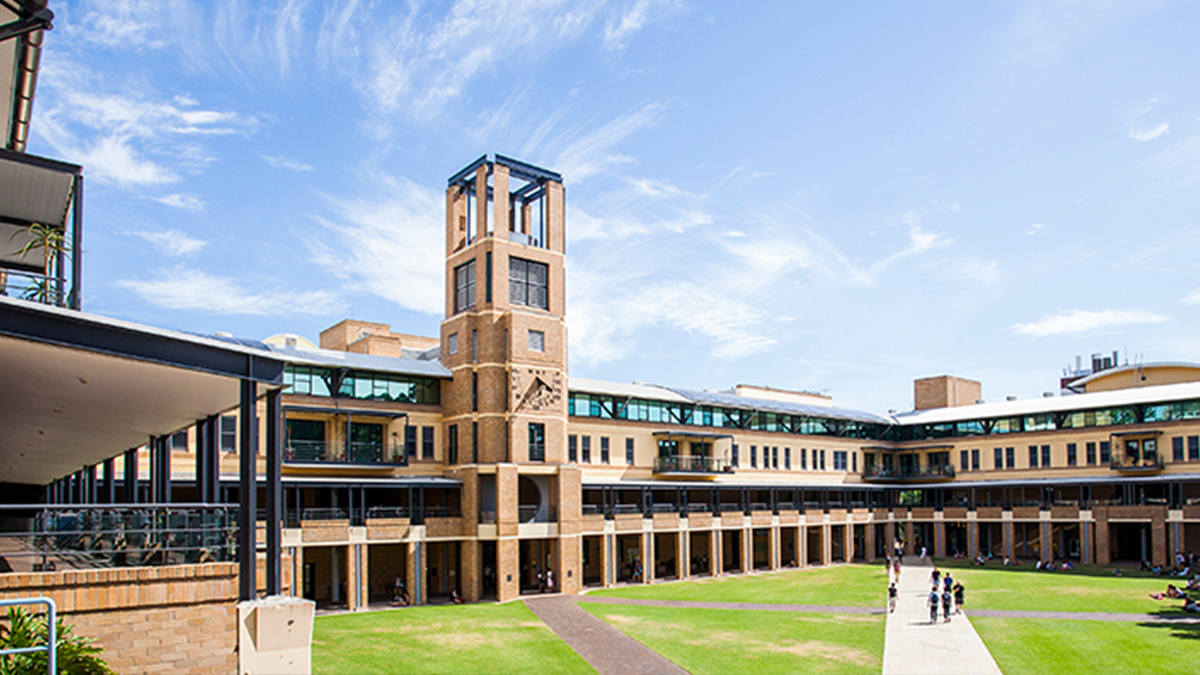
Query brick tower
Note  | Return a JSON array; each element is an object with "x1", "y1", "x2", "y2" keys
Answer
[{"x1": 440, "y1": 155, "x2": 579, "y2": 602}]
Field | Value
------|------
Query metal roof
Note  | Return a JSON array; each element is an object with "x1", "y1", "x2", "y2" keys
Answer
[
  {"x1": 894, "y1": 381, "x2": 1200, "y2": 425},
  {"x1": 266, "y1": 343, "x2": 451, "y2": 378},
  {"x1": 0, "y1": 149, "x2": 80, "y2": 271},
  {"x1": 666, "y1": 387, "x2": 894, "y2": 425},
  {"x1": 568, "y1": 377, "x2": 692, "y2": 403},
  {"x1": 1067, "y1": 362, "x2": 1200, "y2": 390}
]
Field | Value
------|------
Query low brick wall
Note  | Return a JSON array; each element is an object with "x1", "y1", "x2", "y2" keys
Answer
[{"x1": 0, "y1": 563, "x2": 238, "y2": 675}]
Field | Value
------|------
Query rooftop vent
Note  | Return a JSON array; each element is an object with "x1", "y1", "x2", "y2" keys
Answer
[
  {"x1": 976, "y1": 399, "x2": 985, "y2": 404},
  {"x1": 1043, "y1": 392, "x2": 1055, "y2": 398},
  {"x1": 1006, "y1": 395, "x2": 1017, "y2": 401},
  {"x1": 214, "y1": 331, "x2": 233, "y2": 338}
]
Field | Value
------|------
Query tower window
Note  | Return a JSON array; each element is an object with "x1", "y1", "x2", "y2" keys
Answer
[
  {"x1": 448, "y1": 332, "x2": 458, "y2": 355},
  {"x1": 509, "y1": 257, "x2": 548, "y2": 309},
  {"x1": 528, "y1": 330, "x2": 545, "y2": 352},
  {"x1": 455, "y1": 259, "x2": 476, "y2": 313},
  {"x1": 529, "y1": 423, "x2": 545, "y2": 462}
]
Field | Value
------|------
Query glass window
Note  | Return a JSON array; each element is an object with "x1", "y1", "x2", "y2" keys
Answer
[
  {"x1": 1067, "y1": 443, "x2": 1077, "y2": 466},
  {"x1": 448, "y1": 425, "x2": 458, "y2": 464},
  {"x1": 509, "y1": 257, "x2": 549, "y2": 309},
  {"x1": 731, "y1": 443, "x2": 739, "y2": 467},
  {"x1": 784, "y1": 448, "x2": 791, "y2": 470},
  {"x1": 1189, "y1": 436, "x2": 1200, "y2": 461},
  {"x1": 528, "y1": 330, "x2": 545, "y2": 352},
  {"x1": 1173, "y1": 437, "x2": 1184, "y2": 461},
  {"x1": 1028, "y1": 445, "x2": 1039, "y2": 468},
  {"x1": 170, "y1": 431, "x2": 189, "y2": 451},
  {"x1": 960, "y1": 450, "x2": 969, "y2": 470},
  {"x1": 472, "y1": 421, "x2": 478, "y2": 463},
  {"x1": 772, "y1": 447, "x2": 779, "y2": 469},
  {"x1": 1086, "y1": 442, "x2": 1096, "y2": 465},
  {"x1": 993, "y1": 447, "x2": 1003, "y2": 470},
  {"x1": 455, "y1": 259, "x2": 476, "y2": 313},
  {"x1": 820, "y1": 449, "x2": 826, "y2": 470},
  {"x1": 220, "y1": 416, "x2": 237, "y2": 452},
  {"x1": 833, "y1": 451, "x2": 848, "y2": 471},
  {"x1": 568, "y1": 435, "x2": 577, "y2": 463},
  {"x1": 801, "y1": 448, "x2": 807, "y2": 470},
  {"x1": 751, "y1": 446, "x2": 757, "y2": 468},
  {"x1": 405, "y1": 426, "x2": 417, "y2": 457},
  {"x1": 529, "y1": 423, "x2": 545, "y2": 462},
  {"x1": 601, "y1": 437, "x2": 610, "y2": 464},
  {"x1": 1041, "y1": 445, "x2": 1051, "y2": 467},
  {"x1": 625, "y1": 438, "x2": 634, "y2": 464},
  {"x1": 422, "y1": 426, "x2": 434, "y2": 460},
  {"x1": 1099, "y1": 440, "x2": 1111, "y2": 464},
  {"x1": 448, "y1": 333, "x2": 458, "y2": 355},
  {"x1": 971, "y1": 449, "x2": 980, "y2": 470},
  {"x1": 1005, "y1": 447, "x2": 1015, "y2": 469},
  {"x1": 581, "y1": 436, "x2": 591, "y2": 463}
]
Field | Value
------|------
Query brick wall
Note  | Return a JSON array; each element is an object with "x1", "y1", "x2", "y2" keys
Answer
[{"x1": 0, "y1": 563, "x2": 239, "y2": 675}]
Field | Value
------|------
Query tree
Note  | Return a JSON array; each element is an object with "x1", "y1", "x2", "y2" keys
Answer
[
  {"x1": 0, "y1": 606, "x2": 113, "y2": 675},
  {"x1": 7, "y1": 222, "x2": 70, "y2": 304}
]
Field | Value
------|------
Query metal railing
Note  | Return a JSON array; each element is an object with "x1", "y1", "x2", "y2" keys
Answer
[
  {"x1": 300, "y1": 508, "x2": 348, "y2": 521},
  {"x1": 653, "y1": 455, "x2": 731, "y2": 474},
  {"x1": 862, "y1": 464, "x2": 956, "y2": 480},
  {"x1": 365, "y1": 506, "x2": 409, "y2": 520},
  {"x1": 0, "y1": 597, "x2": 56, "y2": 674},
  {"x1": 284, "y1": 440, "x2": 408, "y2": 466},
  {"x1": 0, "y1": 504, "x2": 236, "y2": 572},
  {"x1": 0, "y1": 270, "x2": 67, "y2": 307},
  {"x1": 1110, "y1": 452, "x2": 1163, "y2": 472}
]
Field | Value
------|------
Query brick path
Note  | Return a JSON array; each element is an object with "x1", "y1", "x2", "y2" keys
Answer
[
  {"x1": 882, "y1": 558, "x2": 1003, "y2": 675},
  {"x1": 524, "y1": 595, "x2": 688, "y2": 675}
]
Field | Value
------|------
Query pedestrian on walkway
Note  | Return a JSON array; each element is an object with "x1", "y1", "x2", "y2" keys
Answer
[
  {"x1": 943, "y1": 572, "x2": 953, "y2": 593},
  {"x1": 931, "y1": 567, "x2": 940, "y2": 586},
  {"x1": 888, "y1": 582, "x2": 898, "y2": 613},
  {"x1": 942, "y1": 588, "x2": 953, "y2": 622},
  {"x1": 928, "y1": 587, "x2": 940, "y2": 623},
  {"x1": 953, "y1": 581, "x2": 965, "y2": 613},
  {"x1": 893, "y1": 558, "x2": 901, "y2": 579}
]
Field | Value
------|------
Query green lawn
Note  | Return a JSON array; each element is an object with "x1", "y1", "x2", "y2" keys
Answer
[
  {"x1": 585, "y1": 564, "x2": 889, "y2": 607},
  {"x1": 929, "y1": 559, "x2": 1190, "y2": 615},
  {"x1": 581, "y1": 603, "x2": 885, "y2": 675},
  {"x1": 972, "y1": 617, "x2": 1200, "y2": 675},
  {"x1": 312, "y1": 603, "x2": 595, "y2": 675}
]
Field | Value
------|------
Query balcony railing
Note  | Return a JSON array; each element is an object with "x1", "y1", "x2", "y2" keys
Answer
[
  {"x1": 0, "y1": 269, "x2": 68, "y2": 307},
  {"x1": 862, "y1": 464, "x2": 956, "y2": 481},
  {"x1": 653, "y1": 455, "x2": 731, "y2": 474},
  {"x1": 1110, "y1": 451, "x2": 1163, "y2": 472},
  {"x1": 284, "y1": 440, "x2": 407, "y2": 466},
  {"x1": 0, "y1": 504, "x2": 236, "y2": 572}
]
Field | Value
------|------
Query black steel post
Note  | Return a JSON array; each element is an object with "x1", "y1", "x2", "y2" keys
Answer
[
  {"x1": 103, "y1": 458, "x2": 116, "y2": 504},
  {"x1": 195, "y1": 419, "x2": 207, "y2": 503},
  {"x1": 160, "y1": 436, "x2": 172, "y2": 504},
  {"x1": 148, "y1": 436, "x2": 159, "y2": 503},
  {"x1": 238, "y1": 378, "x2": 258, "y2": 601},
  {"x1": 124, "y1": 448, "x2": 139, "y2": 503},
  {"x1": 265, "y1": 388, "x2": 283, "y2": 595},
  {"x1": 70, "y1": 174, "x2": 82, "y2": 310},
  {"x1": 205, "y1": 417, "x2": 219, "y2": 503},
  {"x1": 85, "y1": 465, "x2": 96, "y2": 503}
]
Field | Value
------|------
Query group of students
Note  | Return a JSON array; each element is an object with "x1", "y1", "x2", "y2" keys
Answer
[{"x1": 925, "y1": 568, "x2": 965, "y2": 623}]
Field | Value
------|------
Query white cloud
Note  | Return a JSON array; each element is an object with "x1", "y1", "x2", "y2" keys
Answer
[
  {"x1": 128, "y1": 229, "x2": 207, "y2": 256},
  {"x1": 76, "y1": 0, "x2": 171, "y2": 49},
  {"x1": 945, "y1": 258, "x2": 1001, "y2": 284},
  {"x1": 604, "y1": 0, "x2": 681, "y2": 51},
  {"x1": 153, "y1": 194, "x2": 206, "y2": 211},
  {"x1": 1180, "y1": 288, "x2": 1200, "y2": 306},
  {"x1": 871, "y1": 224, "x2": 952, "y2": 274},
  {"x1": 553, "y1": 101, "x2": 668, "y2": 182},
  {"x1": 1129, "y1": 121, "x2": 1169, "y2": 142},
  {"x1": 118, "y1": 267, "x2": 342, "y2": 315},
  {"x1": 34, "y1": 59, "x2": 253, "y2": 187},
  {"x1": 1026, "y1": 222, "x2": 1043, "y2": 235},
  {"x1": 1011, "y1": 309, "x2": 1168, "y2": 337},
  {"x1": 261, "y1": 155, "x2": 314, "y2": 172},
  {"x1": 308, "y1": 173, "x2": 444, "y2": 315}
]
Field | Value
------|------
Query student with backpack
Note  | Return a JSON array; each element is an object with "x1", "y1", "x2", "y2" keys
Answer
[
  {"x1": 928, "y1": 588, "x2": 940, "y2": 623},
  {"x1": 888, "y1": 582, "x2": 898, "y2": 613},
  {"x1": 942, "y1": 589, "x2": 953, "y2": 622}
]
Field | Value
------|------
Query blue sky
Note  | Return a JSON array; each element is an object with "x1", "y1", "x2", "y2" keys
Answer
[{"x1": 28, "y1": 0, "x2": 1200, "y2": 414}]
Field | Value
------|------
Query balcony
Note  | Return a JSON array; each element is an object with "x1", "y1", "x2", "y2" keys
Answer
[
  {"x1": 862, "y1": 464, "x2": 956, "y2": 482},
  {"x1": 284, "y1": 440, "x2": 407, "y2": 466},
  {"x1": 1110, "y1": 452, "x2": 1164, "y2": 473},
  {"x1": 653, "y1": 455, "x2": 731, "y2": 476}
]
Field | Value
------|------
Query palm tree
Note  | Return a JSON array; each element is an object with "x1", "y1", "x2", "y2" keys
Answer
[{"x1": 7, "y1": 222, "x2": 70, "y2": 304}]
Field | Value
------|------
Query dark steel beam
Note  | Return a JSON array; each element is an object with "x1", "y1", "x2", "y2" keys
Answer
[
  {"x1": 446, "y1": 154, "x2": 489, "y2": 187},
  {"x1": 238, "y1": 378, "x2": 257, "y2": 601},
  {"x1": 265, "y1": 388, "x2": 282, "y2": 595},
  {"x1": 69, "y1": 174, "x2": 81, "y2": 310},
  {"x1": 123, "y1": 448, "x2": 138, "y2": 503},
  {"x1": 102, "y1": 458, "x2": 115, "y2": 504}
]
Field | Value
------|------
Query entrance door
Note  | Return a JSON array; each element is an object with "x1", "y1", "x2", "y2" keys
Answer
[{"x1": 349, "y1": 422, "x2": 384, "y2": 463}]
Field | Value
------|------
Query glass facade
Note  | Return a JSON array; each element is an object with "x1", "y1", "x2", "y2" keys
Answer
[{"x1": 283, "y1": 365, "x2": 440, "y2": 404}]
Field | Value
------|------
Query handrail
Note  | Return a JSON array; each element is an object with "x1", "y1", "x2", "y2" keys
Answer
[{"x1": 0, "y1": 597, "x2": 56, "y2": 675}]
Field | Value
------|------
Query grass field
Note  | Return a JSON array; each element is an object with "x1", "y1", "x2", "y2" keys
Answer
[
  {"x1": 929, "y1": 558, "x2": 1192, "y2": 615},
  {"x1": 972, "y1": 616, "x2": 1200, "y2": 675},
  {"x1": 580, "y1": 603, "x2": 885, "y2": 675},
  {"x1": 585, "y1": 564, "x2": 889, "y2": 607},
  {"x1": 312, "y1": 603, "x2": 595, "y2": 675}
]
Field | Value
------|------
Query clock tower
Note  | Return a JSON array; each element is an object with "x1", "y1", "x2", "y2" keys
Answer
[{"x1": 440, "y1": 155, "x2": 578, "y2": 601}]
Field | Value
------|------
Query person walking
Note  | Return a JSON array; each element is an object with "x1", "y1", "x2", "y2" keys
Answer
[
  {"x1": 953, "y1": 581, "x2": 965, "y2": 613},
  {"x1": 943, "y1": 572, "x2": 953, "y2": 593},
  {"x1": 942, "y1": 588, "x2": 953, "y2": 622},
  {"x1": 928, "y1": 587, "x2": 940, "y2": 623},
  {"x1": 931, "y1": 567, "x2": 941, "y2": 587},
  {"x1": 888, "y1": 582, "x2": 898, "y2": 613}
]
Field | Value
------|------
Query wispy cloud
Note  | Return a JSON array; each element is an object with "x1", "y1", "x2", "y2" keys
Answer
[
  {"x1": 153, "y1": 194, "x2": 206, "y2": 211},
  {"x1": 261, "y1": 155, "x2": 314, "y2": 172},
  {"x1": 117, "y1": 267, "x2": 342, "y2": 315},
  {"x1": 34, "y1": 60, "x2": 254, "y2": 187},
  {"x1": 1011, "y1": 309, "x2": 1168, "y2": 337},
  {"x1": 870, "y1": 223, "x2": 952, "y2": 275},
  {"x1": 308, "y1": 173, "x2": 444, "y2": 315},
  {"x1": 1181, "y1": 288, "x2": 1200, "y2": 306},
  {"x1": 604, "y1": 0, "x2": 682, "y2": 51},
  {"x1": 128, "y1": 230, "x2": 207, "y2": 256},
  {"x1": 553, "y1": 101, "x2": 668, "y2": 182},
  {"x1": 1130, "y1": 121, "x2": 1169, "y2": 142},
  {"x1": 1026, "y1": 222, "x2": 1043, "y2": 235}
]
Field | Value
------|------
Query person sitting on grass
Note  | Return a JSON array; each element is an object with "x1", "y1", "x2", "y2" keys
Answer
[
  {"x1": 1183, "y1": 598, "x2": 1200, "y2": 613},
  {"x1": 450, "y1": 588, "x2": 463, "y2": 604},
  {"x1": 1149, "y1": 584, "x2": 1188, "y2": 600}
]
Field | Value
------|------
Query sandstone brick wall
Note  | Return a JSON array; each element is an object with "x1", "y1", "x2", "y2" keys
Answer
[{"x1": 0, "y1": 563, "x2": 239, "y2": 675}]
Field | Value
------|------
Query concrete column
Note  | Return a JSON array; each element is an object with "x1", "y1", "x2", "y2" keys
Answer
[
  {"x1": 740, "y1": 528, "x2": 751, "y2": 573},
  {"x1": 710, "y1": 529, "x2": 720, "y2": 577},
  {"x1": 1042, "y1": 522, "x2": 1053, "y2": 563},
  {"x1": 558, "y1": 535, "x2": 580, "y2": 595},
  {"x1": 462, "y1": 539, "x2": 482, "y2": 602},
  {"x1": 969, "y1": 522, "x2": 980, "y2": 559},
  {"x1": 799, "y1": 525, "x2": 808, "y2": 567},
  {"x1": 884, "y1": 523, "x2": 895, "y2": 560},
  {"x1": 822, "y1": 524, "x2": 833, "y2": 565},
  {"x1": 601, "y1": 534, "x2": 613, "y2": 587},
  {"x1": 903, "y1": 521, "x2": 915, "y2": 556},
  {"x1": 934, "y1": 522, "x2": 945, "y2": 558},
  {"x1": 845, "y1": 525, "x2": 855, "y2": 563},
  {"x1": 676, "y1": 532, "x2": 687, "y2": 580},
  {"x1": 643, "y1": 532, "x2": 654, "y2": 583},
  {"x1": 1002, "y1": 521, "x2": 1013, "y2": 560},
  {"x1": 1096, "y1": 519, "x2": 1111, "y2": 565},
  {"x1": 1152, "y1": 511, "x2": 1168, "y2": 568},
  {"x1": 769, "y1": 527, "x2": 780, "y2": 570},
  {"x1": 865, "y1": 523, "x2": 876, "y2": 562}
]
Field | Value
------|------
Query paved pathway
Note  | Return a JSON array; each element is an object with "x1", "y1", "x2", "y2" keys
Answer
[
  {"x1": 524, "y1": 595, "x2": 688, "y2": 675},
  {"x1": 882, "y1": 558, "x2": 1003, "y2": 675},
  {"x1": 964, "y1": 608, "x2": 1200, "y2": 623},
  {"x1": 580, "y1": 595, "x2": 883, "y2": 615}
]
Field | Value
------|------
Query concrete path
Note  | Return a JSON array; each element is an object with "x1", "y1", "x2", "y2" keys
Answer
[
  {"x1": 882, "y1": 558, "x2": 1003, "y2": 675},
  {"x1": 524, "y1": 595, "x2": 688, "y2": 675},
  {"x1": 580, "y1": 595, "x2": 883, "y2": 615},
  {"x1": 965, "y1": 608, "x2": 1200, "y2": 623}
]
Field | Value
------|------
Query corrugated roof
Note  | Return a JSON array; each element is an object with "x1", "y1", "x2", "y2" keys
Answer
[
  {"x1": 266, "y1": 343, "x2": 451, "y2": 378},
  {"x1": 568, "y1": 377, "x2": 692, "y2": 403},
  {"x1": 667, "y1": 387, "x2": 894, "y2": 425},
  {"x1": 895, "y1": 381, "x2": 1200, "y2": 425},
  {"x1": 1067, "y1": 362, "x2": 1200, "y2": 389}
]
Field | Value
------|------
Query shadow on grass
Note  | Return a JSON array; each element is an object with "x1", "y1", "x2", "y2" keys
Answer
[
  {"x1": 1139, "y1": 613, "x2": 1200, "y2": 640},
  {"x1": 931, "y1": 557, "x2": 1174, "y2": 581}
]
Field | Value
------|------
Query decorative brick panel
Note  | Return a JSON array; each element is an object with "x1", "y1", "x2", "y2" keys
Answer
[
  {"x1": 426, "y1": 517, "x2": 465, "y2": 538},
  {"x1": 614, "y1": 514, "x2": 643, "y2": 531},
  {"x1": 943, "y1": 508, "x2": 968, "y2": 520},
  {"x1": 366, "y1": 518, "x2": 411, "y2": 540},
  {"x1": 302, "y1": 520, "x2": 350, "y2": 542}
]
